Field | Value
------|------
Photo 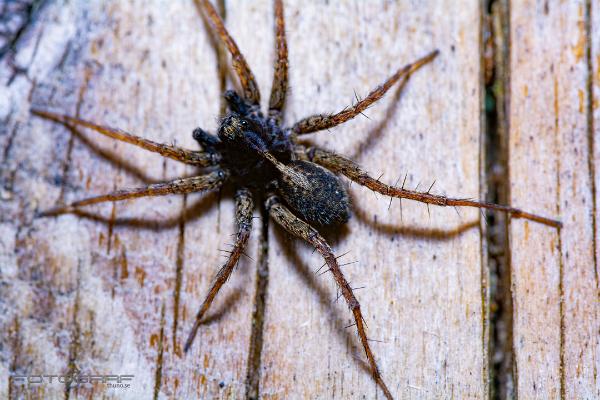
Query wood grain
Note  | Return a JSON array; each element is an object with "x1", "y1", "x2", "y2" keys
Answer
[
  {"x1": 2, "y1": 2, "x2": 256, "y2": 398},
  {"x1": 259, "y1": 1, "x2": 486, "y2": 399},
  {"x1": 0, "y1": 1, "x2": 597, "y2": 399},
  {"x1": 509, "y1": 1, "x2": 599, "y2": 399}
]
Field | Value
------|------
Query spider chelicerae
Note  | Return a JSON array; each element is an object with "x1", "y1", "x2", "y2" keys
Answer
[{"x1": 31, "y1": 0, "x2": 561, "y2": 398}]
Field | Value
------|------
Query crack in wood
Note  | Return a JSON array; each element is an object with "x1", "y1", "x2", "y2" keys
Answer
[
  {"x1": 485, "y1": 1, "x2": 516, "y2": 398},
  {"x1": 2, "y1": 123, "x2": 19, "y2": 164},
  {"x1": 7, "y1": 316, "x2": 22, "y2": 399},
  {"x1": 0, "y1": 0, "x2": 46, "y2": 59},
  {"x1": 172, "y1": 194, "x2": 187, "y2": 355},
  {"x1": 584, "y1": 0, "x2": 599, "y2": 296},
  {"x1": 553, "y1": 71, "x2": 567, "y2": 400},
  {"x1": 244, "y1": 205, "x2": 269, "y2": 400},
  {"x1": 64, "y1": 260, "x2": 83, "y2": 400},
  {"x1": 57, "y1": 67, "x2": 93, "y2": 206},
  {"x1": 6, "y1": 18, "x2": 45, "y2": 87},
  {"x1": 479, "y1": 5, "x2": 491, "y2": 398},
  {"x1": 153, "y1": 302, "x2": 166, "y2": 400},
  {"x1": 105, "y1": 202, "x2": 116, "y2": 255},
  {"x1": 1, "y1": 124, "x2": 19, "y2": 199}
]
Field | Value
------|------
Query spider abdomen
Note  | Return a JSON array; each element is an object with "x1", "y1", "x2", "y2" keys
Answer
[{"x1": 278, "y1": 161, "x2": 350, "y2": 226}]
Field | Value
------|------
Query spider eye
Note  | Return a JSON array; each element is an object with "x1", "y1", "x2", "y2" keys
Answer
[{"x1": 240, "y1": 119, "x2": 249, "y2": 128}]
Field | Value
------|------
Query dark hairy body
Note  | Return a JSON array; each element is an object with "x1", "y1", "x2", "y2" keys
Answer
[
  {"x1": 193, "y1": 90, "x2": 351, "y2": 226},
  {"x1": 30, "y1": 0, "x2": 561, "y2": 398}
]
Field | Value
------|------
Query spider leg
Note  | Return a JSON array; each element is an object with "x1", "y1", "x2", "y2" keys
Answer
[
  {"x1": 38, "y1": 170, "x2": 228, "y2": 216},
  {"x1": 192, "y1": 127, "x2": 220, "y2": 152},
  {"x1": 31, "y1": 108, "x2": 220, "y2": 166},
  {"x1": 268, "y1": 0, "x2": 288, "y2": 122},
  {"x1": 265, "y1": 194, "x2": 393, "y2": 400},
  {"x1": 301, "y1": 146, "x2": 562, "y2": 228},
  {"x1": 184, "y1": 188, "x2": 254, "y2": 352},
  {"x1": 291, "y1": 50, "x2": 438, "y2": 135},
  {"x1": 197, "y1": 0, "x2": 261, "y2": 105}
]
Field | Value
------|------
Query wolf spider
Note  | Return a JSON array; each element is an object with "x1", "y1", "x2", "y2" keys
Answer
[{"x1": 31, "y1": 0, "x2": 561, "y2": 398}]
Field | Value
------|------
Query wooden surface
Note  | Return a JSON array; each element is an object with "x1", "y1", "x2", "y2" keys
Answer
[
  {"x1": 0, "y1": 1, "x2": 597, "y2": 399},
  {"x1": 508, "y1": 1, "x2": 598, "y2": 399}
]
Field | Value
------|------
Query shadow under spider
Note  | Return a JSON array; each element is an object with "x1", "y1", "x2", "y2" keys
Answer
[
  {"x1": 273, "y1": 226, "x2": 372, "y2": 377},
  {"x1": 348, "y1": 190, "x2": 480, "y2": 239},
  {"x1": 350, "y1": 72, "x2": 413, "y2": 161},
  {"x1": 66, "y1": 123, "x2": 216, "y2": 186},
  {"x1": 63, "y1": 190, "x2": 221, "y2": 231},
  {"x1": 197, "y1": 288, "x2": 244, "y2": 326},
  {"x1": 297, "y1": 56, "x2": 412, "y2": 164}
]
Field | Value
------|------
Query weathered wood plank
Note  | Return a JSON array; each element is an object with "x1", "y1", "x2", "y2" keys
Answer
[
  {"x1": 593, "y1": 0, "x2": 600, "y2": 310},
  {"x1": 257, "y1": 1, "x2": 487, "y2": 398},
  {"x1": 1, "y1": 1, "x2": 490, "y2": 398},
  {"x1": 509, "y1": 0, "x2": 599, "y2": 398},
  {"x1": 2, "y1": 1, "x2": 598, "y2": 399},
  {"x1": 2, "y1": 1, "x2": 256, "y2": 398}
]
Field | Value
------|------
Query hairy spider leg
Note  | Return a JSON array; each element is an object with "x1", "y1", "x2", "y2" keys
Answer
[
  {"x1": 259, "y1": 150, "x2": 313, "y2": 191},
  {"x1": 184, "y1": 188, "x2": 254, "y2": 352},
  {"x1": 38, "y1": 171, "x2": 228, "y2": 216},
  {"x1": 302, "y1": 146, "x2": 562, "y2": 228},
  {"x1": 192, "y1": 127, "x2": 221, "y2": 152},
  {"x1": 31, "y1": 109, "x2": 220, "y2": 166},
  {"x1": 198, "y1": 0, "x2": 261, "y2": 105},
  {"x1": 268, "y1": 0, "x2": 289, "y2": 122},
  {"x1": 265, "y1": 194, "x2": 394, "y2": 400},
  {"x1": 291, "y1": 50, "x2": 439, "y2": 135}
]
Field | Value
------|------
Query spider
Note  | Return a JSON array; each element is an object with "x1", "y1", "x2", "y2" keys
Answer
[{"x1": 31, "y1": 0, "x2": 561, "y2": 398}]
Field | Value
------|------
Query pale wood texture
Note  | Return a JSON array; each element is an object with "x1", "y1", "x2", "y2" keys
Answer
[
  {"x1": 509, "y1": 1, "x2": 599, "y2": 399},
  {"x1": 0, "y1": 1, "x2": 597, "y2": 399},
  {"x1": 260, "y1": 2, "x2": 487, "y2": 399}
]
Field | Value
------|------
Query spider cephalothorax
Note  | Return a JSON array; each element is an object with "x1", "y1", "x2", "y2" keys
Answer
[
  {"x1": 195, "y1": 89, "x2": 351, "y2": 227},
  {"x1": 31, "y1": 1, "x2": 561, "y2": 398}
]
